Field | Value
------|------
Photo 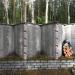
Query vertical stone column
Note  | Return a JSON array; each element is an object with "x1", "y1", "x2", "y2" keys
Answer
[
  {"x1": 23, "y1": 24, "x2": 28, "y2": 59},
  {"x1": 55, "y1": 24, "x2": 62, "y2": 59}
]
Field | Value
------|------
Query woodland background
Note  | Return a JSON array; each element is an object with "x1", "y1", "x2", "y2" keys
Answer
[{"x1": 0, "y1": 0, "x2": 75, "y2": 24}]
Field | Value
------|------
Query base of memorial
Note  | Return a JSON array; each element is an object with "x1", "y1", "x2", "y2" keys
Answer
[
  {"x1": 59, "y1": 54, "x2": 74, "y2": 60},
  {"x1": 0, "y1": 54, "x2": 75, "y2": 61},
  {"x1": 27, "y1": 54, "x2": 75, "y2": 60},
  {"x1": 0, "y1": 54, "x2": 23, "y2": 61}
]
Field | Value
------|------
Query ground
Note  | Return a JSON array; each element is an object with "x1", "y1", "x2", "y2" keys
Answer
[
  {"x1": 0, "y1": 55, "x2": 74, "y2": 75},
  {"x1": 0, "y1": 54, "x2": 23, "y2": 61},
  {"x1": 0, "y1": 54, "x2": 75, "y2": 61},
  {"x1": 0, "y1": 69, "x2": 72, "y2": 75},
  {"x1": 28, "y1": 55, "x2": 75, "y2": 60}
]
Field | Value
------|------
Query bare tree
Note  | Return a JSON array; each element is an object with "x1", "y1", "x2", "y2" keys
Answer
[
  {"x1": 29, "y1": 0, "x2": 35, "y2": 23},
  {"x1": 65, "y1": 0, "x2": 72, "y2": 24},
  {"x1": 52, "y1": 0, "x2": 55, "y2": 22},
  {"x1": 38, "y1": 0, "x2": 40, "y2": 19},
  {"x1": 13, "y1": 0, "x2": 16, "y2": 24},
  {"x1": 31, "y1": 1, "x2": 35, "y2": 23},
  {"x1": 21, "y1": 0, "x2": 29, "y2": 23},
  {"x1": 23, "y1": 0, "x2": 28, "y2": 22},
  {"x1": 20, "y1": 0, "x2": 23, "y2": 22},
  {"x1": 68, "y1": 1, "x2": 70, "y2": 24},
  {"x1": 45, "y1": 0, "x2": 49, "y2": 23},
  {"x1": 2, "y1": 0, "x2": 9, "y2": 24},
  {"x1": 67, "y1": 0, "x2": 73, "y2": 24}
]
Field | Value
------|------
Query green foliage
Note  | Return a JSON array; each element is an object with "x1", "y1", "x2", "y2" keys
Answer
[
  {"x1": 8, "y1": 0, "x2": 13, "y2": 24},
  {"x1": 0, "y1": 0, "x2": 5, "y2": 23},
  {"x1": 36, "y1": 16, "x2": 45, "y2": 24},
  {"x1": 70, "y1": 1, "x2": 75, "y2": 23},
  {"x1": 0, "y1": 0, "x2": 75, "y2": 24},
  {"x1": 0, "y1": 54, "x2": 23, "y2": 61},
  {"x1": 57, "y1": 0, "x2": 68, "y2": 23},
  {"x1": 16, "y1": 9, "x2": 21, "y2": 23}
]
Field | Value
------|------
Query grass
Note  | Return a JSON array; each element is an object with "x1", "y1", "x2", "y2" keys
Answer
[
  {"x1": 0, "y1": 69, "x2": 73, "y2": 75},
  {"x1": 59, "y1": 54, "x2": 75, "y2": 60},
  {"x1": 0, "y1": 54, "x2": 75, "y2": 61},
  {"x1": 27, "y1": 54, "x2": 75, "y2": 60},
  {"x1": 0, "y1": 54, "x2": 24, "y2": 61},
  {"x1": 27, "y1": 55, "x2": 55, "y2": 60}
]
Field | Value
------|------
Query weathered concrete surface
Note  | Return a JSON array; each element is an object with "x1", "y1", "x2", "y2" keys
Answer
[
  {"x1": 0, "y1": 23, "x2": 75, "y2": 59},
  {"x1": 41, "y1": 24, "x2": 63, "y2": 58},
  {"x1": 14, "y1": 24, "x2": 24, "y2": 57},
  {"x1": 70, "y1": 25, "x2": 75, "y2": 53},
  {"x1": 15, "y1": 23, "x2": 41, "y2": 59},
  {"x1": 0, "y1": 24, "x2": 14, "y2": 58},
  {"x1": 64, "y1": 24, "x2": 75, "y2": 54}
]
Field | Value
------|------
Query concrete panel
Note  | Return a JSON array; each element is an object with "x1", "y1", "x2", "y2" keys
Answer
[
  {"x1": 71, "y1": 25, "x2": 75, "y2": 53},
  {"x1": 41, "y1": 24, "x2": 63, "y2": 58},
  {"x1": 14, "y1": 24, "x2": 24, "y2": 57},
  {"x1": 0, "y1": 23, "x2": 75, "y2": 59},
  {"x1": 26, "y1": 24, "x2": 41, "y2": 58},
  {"x1": 15, "y1": 23, "x2": 41, "y2": 59},
  {"x1": 41, "y1": 24, "x2": 56, "y2": 57},
  {"x1": 0, "y1": 25, "x2": 14, "y2": 58}
]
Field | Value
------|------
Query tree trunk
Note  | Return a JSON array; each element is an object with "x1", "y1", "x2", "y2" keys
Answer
[
  {"x1": 31, "y1": 2, "x2": 35, "y2": 23},
  {"x1": 45, "y1": 0, "x2": 49, "y2": 23},
  {"x1": 21, "y1": 0, "x2": 28, "y2": 23},
  {"x1": 21, "y1": 0, "x2": 23, "y2": 22},
  {"x1": 38, "y1": 0, "x2": 40, "y2": 23},
  {"x1": 68, "y1": 1, "x2": 70, "y2": 24},
  {"x1": 23, "y1": 0, "x2": 27, "y2": 22},
  {"x1": 3, "y1": 0, "x2": 9, "y2": 24},
  {"x1": 5, "y1": 9, "x2": 9, "y2": 24},
  {"x1": 13, "y1": 0, "x2": 16, "y2": 24},
  {"x1": 52, "y1": 0, "x2": 55, "y2": 22}
]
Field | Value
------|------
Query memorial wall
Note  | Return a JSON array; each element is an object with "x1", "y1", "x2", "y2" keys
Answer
[
  {"x1": 0, "y1": 23, "x2": 75, "y2": 59},
  {"x1": 0, "y1": 24, "x2": 14, "y2": 58},
  {"x1": 15, "y1": 23, "x2": 41, "y2": 59},
  {"x1": 41, "y1": 24, "x2": 63, "y2": 58},
  {"x1": 71, "y1": 25, "x2": 75, "y2": 53}
]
